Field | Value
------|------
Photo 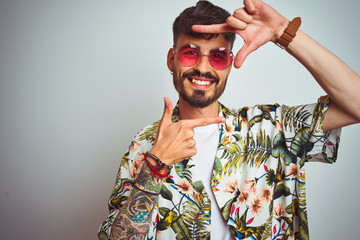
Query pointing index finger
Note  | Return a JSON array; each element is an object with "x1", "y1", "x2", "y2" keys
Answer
[
  {"x1": 186, "y1": 116, "x2": 226, "y2": 128},
  {"x1": 192, "y1": 23, "x2": 236, "y2": 34}
]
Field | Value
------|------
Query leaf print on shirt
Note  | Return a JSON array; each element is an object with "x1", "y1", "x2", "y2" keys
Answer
[
  {"x1": 137, "y1": 121, "x2": 159, "y2": 144},
  {"x1": 221, "y1": 130, "x2": 274, "y2": 177},
  {"x1": 271, "y1": 133, "x2": 297, "y2": 166},
  {"x1": 157, "y1": 207, "x2": 180, "y2": 231},
  {"x1": 229, "y1": 207, "x2": 267, "y2": 239},
  {"x1": 248, "y1": 105, "x2": 277, "y2": 128},
  {"x1": 182, "y1": 192, "x2": 211, "y2": 240},
  {"x1": 109, "y1": 178, "x2": 133, "y2": 209},
  {"x1": 175, "y1": 159, "x2": 193, "y2": 183},
  {"x1": 220, "y1": 140, "x2": 244, "y2": 176},
  {"x1": 244, "y1": 130, "x2": 273, "y2": 167},
  {"x1": 282, "y1": 105, "x2": 312, "y2": 132},
  {"x1": 285, "y1": 199, "x2": 309, "y2": 240},
  {"x1": 265, "y1": 160, "x2": 285, "y2": 187}
]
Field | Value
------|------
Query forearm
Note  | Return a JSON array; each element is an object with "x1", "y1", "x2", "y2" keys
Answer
[
  {"x1": 285, "y1": 30, "x2": 360, "y2": 123},
  {"x1": 109, "y1": 188, "x2": 157, "y2": 240},
  {"x1": 109, "y1": 161, "x2": 165, "y2": 240}
]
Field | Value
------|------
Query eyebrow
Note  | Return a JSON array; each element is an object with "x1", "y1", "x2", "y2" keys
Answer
[{"x1": 181, "y1": 43, "x2": 228, "y2": 51}]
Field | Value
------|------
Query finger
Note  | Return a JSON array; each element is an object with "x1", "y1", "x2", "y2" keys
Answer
[
  {"x1": 189, "y1": 138, "x2": 196, "y2": 148},
  {"x1": 181, "y1": 127, "x2": 195, "y2": 139},
  {"x1": 192, "y1": 23, "x2": 236, "y2": 34},
  {"x1": 233, "y1": 8, "x2": 253, "y2": 24},
  {"x1": 184, "y1": 138, "x2": 196, "y2": 148},
  {"x1": 184, "y1": 147, "x2": 197, "y2": 159},
  {"x1": 243, "y1": 0, "x2": 258, "y2": 14},
  {"x1": 159, "y1": 97, "x2": 173, "y2": 127},
  {"x1": 187, "y1": 116, "x2": 225, "y2": 128},
  {"x1": 226, "y1": 16, "x2": 247, "y2": 30},
  {"x1": 234, "y1": 45, "x2": 251, "y2": 68}
]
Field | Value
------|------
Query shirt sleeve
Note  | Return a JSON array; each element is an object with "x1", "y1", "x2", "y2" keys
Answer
[
  {"x1": 281, "y1": 96, "x2": 341, "y2": 165},
  {"x1": 98, "y1": 128, "x2": 154, "y2": 239},
  {"x1": 305, "y1": 96, "x2": 341, "y2": 163}
]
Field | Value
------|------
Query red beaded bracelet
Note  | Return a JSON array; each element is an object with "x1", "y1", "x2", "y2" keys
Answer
[
  {"x1": 146, "y1": 152, "x2": 173, "y2": 170},
  {"x1": 144, "y1": 156, "x2": 171, "y2": 178}
]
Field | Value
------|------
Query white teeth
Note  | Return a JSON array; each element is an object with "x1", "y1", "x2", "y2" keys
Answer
[{"x1": 192, "y1": 79, "x2": 211, "y2": 86}]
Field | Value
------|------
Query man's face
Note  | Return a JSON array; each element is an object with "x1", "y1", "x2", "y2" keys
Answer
[{"x1": 167, "y1": 34, "x2": 232, "y2": 108}]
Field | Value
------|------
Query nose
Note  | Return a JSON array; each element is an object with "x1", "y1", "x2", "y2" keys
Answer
[{"x1": 194, "y1": 53, "x2": 212, "y2": 73}]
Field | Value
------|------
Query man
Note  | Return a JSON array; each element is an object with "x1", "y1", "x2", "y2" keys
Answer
[{"x1": 99, "y1": 0, "x2": 360, "y2": 239}]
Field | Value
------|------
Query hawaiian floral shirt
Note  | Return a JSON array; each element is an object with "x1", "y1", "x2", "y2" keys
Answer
[{"x1": 99, "y1": 96, "x2": 341, "y2": 240}]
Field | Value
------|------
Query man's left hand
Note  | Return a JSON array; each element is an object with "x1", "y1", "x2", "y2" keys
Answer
[{"x1": 192, "y1": 0, "x2": 289, "y2": 68}]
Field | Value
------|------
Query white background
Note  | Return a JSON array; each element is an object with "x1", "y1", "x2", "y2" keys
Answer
[{"x1": 1, "y1": 0, "x2": 359, "y2": 239}]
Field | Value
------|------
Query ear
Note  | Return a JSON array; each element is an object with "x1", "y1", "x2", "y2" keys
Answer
[
  {"x1": 167, "y1": 48, "x2": 175, "y2": 72},
  {"x1": 228, "y1": 61, "x2": 233, "y2": 73}
]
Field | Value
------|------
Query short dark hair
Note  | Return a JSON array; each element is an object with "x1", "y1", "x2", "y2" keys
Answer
[{"x1": 172, "y1": 1, "x2": 236, "y2": 48}]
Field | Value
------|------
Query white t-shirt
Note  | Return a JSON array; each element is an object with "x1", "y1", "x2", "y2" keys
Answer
[{"x1": 193, "y1": 124, "x2": 233, "y2": 240}]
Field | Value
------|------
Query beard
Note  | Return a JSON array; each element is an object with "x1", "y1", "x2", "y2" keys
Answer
[{"x1": 174, "y1": 69, "x2": 227, "y2": 108}]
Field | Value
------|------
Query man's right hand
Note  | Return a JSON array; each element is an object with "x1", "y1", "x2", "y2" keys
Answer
[{"x1": 149, "y1": 97, "x2": 225, "y2": 166}]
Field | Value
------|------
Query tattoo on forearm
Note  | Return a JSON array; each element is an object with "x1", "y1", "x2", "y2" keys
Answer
[
  {"x1": 135, "y1": 162, "x2": 164, "y2": 194},
  {"x1": 110, "y1": 163, "x2": 165, "y2": 239},
  {"x1": 127, "y1": 189, "x2": 157, "y2": 223}
]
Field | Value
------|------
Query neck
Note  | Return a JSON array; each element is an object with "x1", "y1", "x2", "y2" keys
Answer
[{"x1": 178, "y1": 98, "x2": 219, "y2": 120}]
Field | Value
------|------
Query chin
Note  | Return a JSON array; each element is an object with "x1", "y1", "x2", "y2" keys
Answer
[{"x1": 180, "y1": 90, "x2": 217, "y2": 108}]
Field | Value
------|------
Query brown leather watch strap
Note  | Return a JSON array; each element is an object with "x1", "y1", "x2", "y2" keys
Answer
[{"x1": 276, "y1": 17, "x2": 301, "y2": 49}]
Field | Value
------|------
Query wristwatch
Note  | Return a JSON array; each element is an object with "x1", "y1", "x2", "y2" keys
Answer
[{"x1": 276, "y1": 17, "x2": 301, "y2": 49}]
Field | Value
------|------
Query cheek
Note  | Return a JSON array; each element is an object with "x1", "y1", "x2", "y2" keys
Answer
[
  {"x1": 217, "y1": 74, "x2": 229, "y2": 90},
  {"x1": 172, "y1": 70, "x2": 183, "y2": 92},
  {"x1": 174, "y1": 65, "x2": 192, "y2": 82},
  {"x1": 172, "y1": 64, "x2": 182, "y2": 78},
  {"x1": 219, "y1": 71, "x2": 230, "y2": 83}
]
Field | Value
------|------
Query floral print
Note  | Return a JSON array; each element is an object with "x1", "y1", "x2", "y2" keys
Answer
[
  {"x1": 176, "y1": 179, "x2": 193, "y2": 194},
  {"x1": 99, "y1": 96, "x2": 341, "y2": 240},
  {"x1": 274, "y1": 203, "x2": 286, "y2": 218},
  {"x1": 260, "y1": 187, "x2": 272, "y2": 204},
  {"x1": 225, "y1": 179, "x2": 239, "y2": 193}
]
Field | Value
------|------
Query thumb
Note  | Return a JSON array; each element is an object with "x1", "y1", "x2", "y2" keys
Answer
[
  {"x1": 233, "y1": 45, "x2": 251, "y2": 68},
  {"x1": 234, "y1": 46, "x2": 248, "y2": 68},
  {"x1": 159, "y1": 97, "x2": 173, "y2": 127},
  {"x1": 244, "y1": 0, "x2": 259, "y2": 14}
]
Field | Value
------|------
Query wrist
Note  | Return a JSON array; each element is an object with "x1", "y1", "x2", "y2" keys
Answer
[
  {"x1": 143, "y1": 152, "x2": 172, "y2": 178},
  {"x1": 149, "y1": 148, "x2": 172, "y2": 167},
  {"x1": 133, "y1": 156, "x2": 165, "y2": 195},
  {"x1": 146, "y1": 154, "x2": 160, "y2": 167},
  {"x1": 147, "y1": 151, "x2": 172, "y2": 169},
  {"x1": 273, "y1": 18, "x2": 290, "y2": 43},
  {"x1": 275, "y1": 17, "x2": 302, "y2": 49}
]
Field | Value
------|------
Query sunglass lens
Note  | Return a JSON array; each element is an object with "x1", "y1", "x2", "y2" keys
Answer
[
  {"x1": 177, "y1": 46, "x2": 199, "y2": 67},
  {"x1": 176, "y1": 45, "x2": 233, "y2": 70},
  {"x1": 210, "y1": 48, "x2": 233, "y2": 70}
]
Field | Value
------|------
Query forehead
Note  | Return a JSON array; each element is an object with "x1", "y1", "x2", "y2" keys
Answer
[{"x1": 175, "y1": 34, "x2": 231, "y2": 51}]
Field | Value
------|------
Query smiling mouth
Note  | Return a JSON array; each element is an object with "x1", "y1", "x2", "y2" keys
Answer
[
  {"x1": 190, "y1": 78, "x2": 214, "y2": 86},
  {"x1": 187, "y1": 75, "x2": 217, "y2": 88},
  {"x1": 182, "y1": 70, "x2": 219, "y2": 88}
]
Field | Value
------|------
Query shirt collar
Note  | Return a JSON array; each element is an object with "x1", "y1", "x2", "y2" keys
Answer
[{"x1": 172, "y1": 102, "x2": 230, "y2": 122}]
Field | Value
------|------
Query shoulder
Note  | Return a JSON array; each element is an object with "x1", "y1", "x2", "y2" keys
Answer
[
  {"x1": 132, "y1": 120, "x2": 160, "y2": 145},
  {"x1": 220, "y1": 102, "x2": 281, "y2": 119}
]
